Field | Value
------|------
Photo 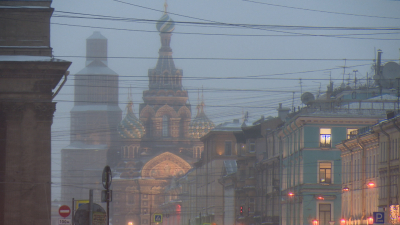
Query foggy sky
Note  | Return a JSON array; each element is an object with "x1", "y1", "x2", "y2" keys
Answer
[{"x1": 49, "y1": 0, "x2": 400, "y2": 200}]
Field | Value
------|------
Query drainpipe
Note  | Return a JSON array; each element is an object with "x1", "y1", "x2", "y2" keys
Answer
[
  {"x1": 342, "y1": 141, "x2": 353, "y2": 220},
  {"x1": 282, "y1": 125, "x2": 291, "y2": 225},
  {"x1": 279, "y1": 135, "x2": 283, "y2": 225},
  {"x1": 392, "y1": 120, "x2": 400, "y2": 206},
  {"x1": 379, "y1": 123, "x2": 391, "y2": 223},
  {"x1": 288, "y1": 123, "x2": 296, "y2": 225},
  {"x1": 356, "y1": 136, "x2": 366, "y2": 220},
  {"x1": 293, "y1": 121, "x2": 302, "y2": 225}
]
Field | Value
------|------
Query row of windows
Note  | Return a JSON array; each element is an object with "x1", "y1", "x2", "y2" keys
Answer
[
  {"x1": 144, "y1": 115, "x2": 186, "y2": 138},
  {"x1": 380, "y1": 138, "x2": 400, "y2": 162},
  {"x1": 283, "y1": 161, "x2": 331, "y2": 190}
]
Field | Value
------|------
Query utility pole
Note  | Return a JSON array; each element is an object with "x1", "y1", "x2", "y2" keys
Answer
[
  {"x1": 353, "y1": 70, "x2": 358, "y2": 89},
  {"x1": 89, "y1": 189, "x2": 93, "y2": 225}
]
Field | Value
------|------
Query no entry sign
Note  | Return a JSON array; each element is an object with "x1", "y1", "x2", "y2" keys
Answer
[{"x1": 59, "y1": 205, "x2": 71, "y2": 218}]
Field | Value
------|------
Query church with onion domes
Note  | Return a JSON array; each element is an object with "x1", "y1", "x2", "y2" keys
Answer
[
  {"x1": 61, "y1": 4, "x2": 215, "y2": 225},
  {"x1": 109, "y1": 7, "x2": 215, "y2": 225}
]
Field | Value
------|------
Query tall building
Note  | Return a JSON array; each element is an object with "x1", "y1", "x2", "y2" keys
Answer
[
  {"x1": 61, "y1": 31, "x2": 121, "y2": 205},
  {"x1": 0, "y1": 0, "x2": 71, "y2": 224}
]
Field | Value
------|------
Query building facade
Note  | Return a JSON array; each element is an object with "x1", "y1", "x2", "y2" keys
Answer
[
  {"x1": 337, "y1": 126, "x2": 379, "y2": 225},
  {"x1": 0, "y1": 0, "x2": 71, "y2": 224}
]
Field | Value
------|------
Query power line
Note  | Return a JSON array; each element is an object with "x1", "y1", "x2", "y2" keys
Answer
[{"x1": 243, "y1": 0, "x2": 400, "y2": 20}]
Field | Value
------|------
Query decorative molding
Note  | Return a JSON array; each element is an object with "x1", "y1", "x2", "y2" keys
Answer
[
  {"x1": 1, "y1": 102, "x2": 26, "y2": 120},
  {"x1": 33, "y1": 102, "x2": 56, "y2": 121}
]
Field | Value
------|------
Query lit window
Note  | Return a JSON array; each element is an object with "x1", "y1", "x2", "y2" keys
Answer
[
  {"x1": 320, "y1": 128, "x2": 331, "y2": 148},
  {"x1": 319, "y1": 162, "x2": 332, "y2": 184},
  {"x1": 225, "y1": 141, "x2": 232, "y2": 155},
  {"x1": 162, "y1": 115, "x2": 169, "y2": 137},
  {"x1": 347, "y1": 128, "x2": 358, "y2": 139}
]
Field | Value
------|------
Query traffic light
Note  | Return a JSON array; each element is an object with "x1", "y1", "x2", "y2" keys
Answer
[{"x1": 240, "y1": 206, "x2": 243, "y2": 216}]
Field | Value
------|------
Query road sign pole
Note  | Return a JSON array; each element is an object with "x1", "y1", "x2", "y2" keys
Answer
[
  {"x1": 89, "y1": 189, "x2": 93, "y2": 225},
  {"x1": 106, "y1": 169, "x2": 110, "y2": 225},
  {"x1": 72, "y1": 198, "x2": 75, "y2": 225},
  {"x1": 150, "y1": 204, "x2": 152, "y2": 225}
]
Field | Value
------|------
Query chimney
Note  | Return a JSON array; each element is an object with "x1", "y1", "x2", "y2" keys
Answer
[
  {"x1": 376, "y1": 49, "x2": 383, "y2": 78},
  {"x1": 277, "y1": 103, "x2": 290, "y2": 120}
]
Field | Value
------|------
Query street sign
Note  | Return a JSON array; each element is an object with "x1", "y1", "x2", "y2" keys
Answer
[
  {"x1": 101, "y1": 190, "x2": 112, "y2": 202},
  {"x1": 93, "y1": 212, "x2": 106, "y2": 225},
  {"x1": 58, "y1": 219, "x2": 71, "y2": 225},
  {"x1": 59, "y1": 205, "x2": 71, "y2": 218},
  {"x1": 373, "y1": 212, "x2": 384, "y2": 223},
  {"x1": 154, "y1": 214, "x2": 163, "y2": 223},
  {"x1": 74, "y1": 203, "x2": 106, "y2": 225},
  {"x1": 75, "y1": 200, "x2": 89, "y2": 210},
  {"x1": 102, "y1": 166, "x2": 112, "y2": 189}
]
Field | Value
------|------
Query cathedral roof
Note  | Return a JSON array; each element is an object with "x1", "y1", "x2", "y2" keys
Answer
[
  {"x1": 118, "y1": 101, "x2": 145, "y2": 139},
  {"x1": 189, "y1": 100, "x2": 215, "y2": 138},
  {"x1": 156, "y1": 13, "x2": 175, "y2": 33}
]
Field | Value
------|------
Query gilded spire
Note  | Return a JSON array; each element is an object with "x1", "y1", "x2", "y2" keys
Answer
[{"x1": 164, "y1": 0, "x2": 168, "y2": 14}]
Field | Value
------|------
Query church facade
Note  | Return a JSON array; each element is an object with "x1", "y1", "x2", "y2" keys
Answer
[
  {"x1": 61, "y1": 7, "x2": 214, "y2": 225},
  {"x1": 109, "y1": 10, "x2": 215, "y2": 225}
]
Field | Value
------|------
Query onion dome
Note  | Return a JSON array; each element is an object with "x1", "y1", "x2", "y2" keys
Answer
[
  {"x1": 156, "y1": 13, "x2": 175, "y2": 33},
  {"x1": 189, "y1": 102, "x2": 215, "y2": 138},
  {"x1": 118, "y1": 101, "x2": 145, "y2": 139}
]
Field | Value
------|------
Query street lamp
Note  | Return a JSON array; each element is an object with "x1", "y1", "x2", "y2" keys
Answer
[
  {"x1": 342, "y1": 186, "x2": 349, "y2": 192},
  {"x1": 312, "y1": 219, "x2": 319, "y2": 225},
  {"x1": 367, "y1": 181, "x2": 375, "y2": 188},
  {"x1": 340, "y1": 219, "x2": 346, "y2": 225},
  {"x1": 288, "y1": 192, "x2": 295, "y2": 197}
]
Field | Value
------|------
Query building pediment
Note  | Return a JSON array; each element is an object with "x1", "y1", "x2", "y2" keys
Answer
[{"x1": 141, "y1": 152, "x2": 191, "y2": 178}]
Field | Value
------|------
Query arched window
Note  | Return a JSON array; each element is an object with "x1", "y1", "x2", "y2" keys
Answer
[
  {"x1": 162, "y1": 115, "x2": 169, "y2": 137},
  {"x1": 146, "y1": 118, "x2": 152, "y2": 137},
  {"x1": 179, "y1": 118, "x2": 185, "y2": 137}
]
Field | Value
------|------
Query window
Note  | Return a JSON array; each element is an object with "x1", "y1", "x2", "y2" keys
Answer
[
  {"x1": 319, "y1": 204, "x2": 331, "y2": 225},
  {"x1": 319, "y1": 162, "x2": 332, "y2": 184},
  {"x1": 225, "y1": 141, "x2": 232, "y2": 155},
  {"x1": 142, "y1": 219, "x2": 148, "y2": 224},
  {"x1": 249, "y1": 141, "x2": 256, "y2": 153},
  {"x1": 347, "y1": 128, "x2": 358, "y2": 139},
  {"x1": 146, "y1": 119, "x2": 152, "y2": 137},
  {"x1": 143, "y1": 201, "x2": 148, "y2": 206},
  {"x1": 127, "y1": 194, "x2": 134, "y2": 205},
  {"x1": 162, "y1": 115, "x2": 169, "y2": 137},
  {"x1": 320, "y1": 128, "x2": 331, "y2": 148}
]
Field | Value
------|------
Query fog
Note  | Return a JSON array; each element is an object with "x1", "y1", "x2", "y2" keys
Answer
[{"x1": 50, "y1": 0, "x2": 400, "y2": 200}]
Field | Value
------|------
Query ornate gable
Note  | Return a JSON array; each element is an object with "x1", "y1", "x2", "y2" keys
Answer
[{"x1": 141, "y1": 152, "x2": 191, "y2": 178}]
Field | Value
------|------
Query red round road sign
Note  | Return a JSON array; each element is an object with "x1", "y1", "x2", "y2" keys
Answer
[{"x1": 59, "y1": 205, "x2": 71, "y2": 218}]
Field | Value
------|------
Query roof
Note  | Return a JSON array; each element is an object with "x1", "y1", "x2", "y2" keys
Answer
[
  {"x1": 0, "y1": 55, "x2": 68, "y2": 62},
  {"x1": 75, "y1": 60, "x2": 118, "y2": 76},
  {"x1": 212, "y1": 119, "x2": 243, "y2": 132},
  {"x1": 87, "y1": 31, "x2": 107, "y2": 40}
]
